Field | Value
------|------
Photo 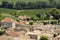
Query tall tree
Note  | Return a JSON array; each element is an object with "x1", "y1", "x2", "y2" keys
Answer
[
  {"x1": 36, "y1": 13, "x2": 41, "y2": 19},
  {"x1": 1, "y1": 1, "x2": 13, "y2": 8}
]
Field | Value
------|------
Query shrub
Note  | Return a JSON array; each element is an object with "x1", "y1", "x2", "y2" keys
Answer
[
  {"x1": 0, "y1": 31, "x2": 4, "y2": 35},
  {"x1": 29, "y1": 21, "x2": 33, "y2": 25},
  {"x1": 54, "y1": 21, "x2": 58, "y2": 24},
  {"x1": 58, "y1": 20, "x2": 60, "y2": 24},
  {"x1": 43, "y1": 21, "x2": 48, "y2": 25},
  {"x1": 26, "y1": 18, "x2": 30, "y2": 21},
  {"x1": 58, "y1": 20, "x2": 60, "y2": 22},
  {"x1": 30, "y1": 17, "x2": 38, "y2": 21},
  {"x1": 0, "y1": 28, "x2": 5, "y2": 35},
  {"x1": 16, "y1": 18, "x2": 20, "y2": 22},
  {"x1": 29, "y1": 27, "x2": 34, "y2": 32},
  {"x1": 53, "y1": 33, "x2": 57, "y2": 37},
  {"x1": 50, "y1": 21, "x2": 54, "y2": 24},
  {"x1": 40, "y1": 35, "x2": 48, "y2": 40},
  {"x1": 50, "y1": 21, "x2": 58, "y2": 24},
  {"x1": 30, "y1": 17, "x2": 34, "y2": 20}
]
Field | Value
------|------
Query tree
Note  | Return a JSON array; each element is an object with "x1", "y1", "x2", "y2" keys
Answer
[
  {"x1": 40, "y1": 35, "x2": 48, "y2": 40},
  {"x1": 50, "y1": 8, "x2": 60, "y2": 20},
  {"x1": 36, "y1": 13, "x2": 40, "y2": 19},
  {"x1": 40, "y1": 2, "x2": 47, "y2": 8},
  {"x1": 15, "y1": 1, "x2": 22, "y2": 9},
  {"x1": 58, "y1": 19, "x2": 60, "y2": 24},
  {"x1": 48, "y1": 0, "x2": 56, "y2": 8},
  {"x1": 16, "y1": 18, "x2": 20, "y2": 22},
  {"x1": 19, "y1": 2, "x2": 27, "y2": 9},
  {"x1": 26, "y1": 18, "x2": 30, "y2": 21},
  {"x1": 29, "y1": 27, "x2": 34, "y2": 32},
  {"x1": 30, "y1": 17, "x2": 34, "y2": 20},
  {"x1": 29, "y1": 21, "x2": 33, "y2": 25},
  {"x1": 1, "y1": 1, "x2": 13, "y2": 8},
  {"x1": 53, "y1": 33, "x2": 57, "y2": 37},
  {"x1": 0, "y1": 27, "x2": 5, "y2": 35},
  {"x1": 15, "y1": 1, "x2": 27, "y2": 9},
  {"x1": 56, "y1": 3, "x2": 60, "y2": 9},
  {"x1": 27, "y1": 2, "x2": 36, "y2": 9},
  {"x1": 36, "y1": 12, "x2": 47, "y2": 20},
  {"x1": 0, "y1": 2, "x2": 2, "y2": 7},
  {"x1": 0, "y1": 1, "x2": 58, "y2": 9},
  {"x1": 35, "y1": 1, "x2": 41, "y2": 9},
  {"x1": 49, "y1": 0, "x2": 54, "y2": 1},
  {"x1": 43, "y1": 21, "x2": 48, "y2": 25},
  {"x1": 45, "y1": 13, "x2": 51, "y2": 20}
]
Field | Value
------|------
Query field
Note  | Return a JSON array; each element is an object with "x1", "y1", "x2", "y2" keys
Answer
[
  {"x1": 0, "y1": 0, "x2": 59, "y2": 22},
  {"x1": 0, "y1": 7, "x2": 60, "y2": 21},
  {"x1": 0, "y1": 8, "x2": 54, "y2": 17},
  {"x1": 0, "y1": 8, "x2": 60, "y2": 17}
]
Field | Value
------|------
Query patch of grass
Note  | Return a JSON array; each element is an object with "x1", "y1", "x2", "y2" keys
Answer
[
  {"x1": 0, "y1": 8, "x2": 60, "y2": 17},
  {"x1": 0, "y1": 8, "x2": 53, "y2": 17},
  {"x1": 0, "y1": 8, "x2": 60, "y2": 21}
]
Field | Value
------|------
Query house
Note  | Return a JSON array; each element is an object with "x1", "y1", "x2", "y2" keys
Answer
[
  {"x1": 25, "y1": 30, "x2": 53, "y2": 40},
  {"x1": 54, "y1": 28, "x2": 60, "y2": 35},
  {"x1": 0, "y1": 18, "x2": 27, "y2": 30},
  {"x1": 1, "y1": 18, "x2": 16, "y2": 29},
  {"x1": 25, "y1": 30, "x2": 41, "y2": 40},
  {"x1": 15, "y1": 21, "x2": 26, "y2": 30},
  {"x1": 25, "y1": 32, "x2": 38, "y2": 40}
]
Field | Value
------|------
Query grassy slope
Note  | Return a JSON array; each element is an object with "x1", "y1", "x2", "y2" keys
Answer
[
  {"x1": 0, "y1": 8, "x2": 60, "y2": 17},
  {"x1": 0, "y1": 8, "x2": 53, "y2": 17},
  {"x1": 0, "y1": 0, "x2": 60, "y2": 21},
  {"x1": 0, "y1": 8, "x2": 18, "y2": 13}
]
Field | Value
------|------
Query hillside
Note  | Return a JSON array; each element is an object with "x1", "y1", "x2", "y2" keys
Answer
[
  {"x1": 0, "y1": 8, "x2": 60, "y2": 17},
  {"x1": 0, "y1": 0, "x2": 60, "y2": 21},
  {"x1": 0, "y1": 8, "x2": 53, "y2": 17}
]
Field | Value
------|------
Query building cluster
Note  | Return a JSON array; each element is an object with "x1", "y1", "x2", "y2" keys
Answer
[{"x1": 0, "y1": 16, "x2": 60, "y2": 40}]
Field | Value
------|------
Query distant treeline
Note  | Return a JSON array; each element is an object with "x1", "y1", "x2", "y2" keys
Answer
[{"x1": 0, "y1": 0, "x2": 60, "y2": 9}]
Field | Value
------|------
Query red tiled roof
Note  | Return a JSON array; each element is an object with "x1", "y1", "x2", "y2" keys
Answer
[
  {"x1": 1, "y1": 18, "x2": 15, "y2": 22},
  {"x1": 2, "y1": 18, "x2": 25, "y2": 25}
]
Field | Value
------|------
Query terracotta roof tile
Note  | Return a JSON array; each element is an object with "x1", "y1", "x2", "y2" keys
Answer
[{"x1": 1, "y1": 18, "x2": 15, "y2": 22}]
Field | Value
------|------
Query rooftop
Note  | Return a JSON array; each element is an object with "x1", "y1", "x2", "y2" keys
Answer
[{"x1": 1, "y1": 18, "x2": 15, "y2": 22}]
